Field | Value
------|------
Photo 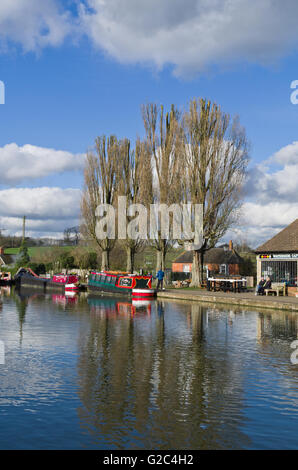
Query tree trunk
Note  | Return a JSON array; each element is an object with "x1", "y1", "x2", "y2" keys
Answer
[
  {"x1": 190, "y1": 250, "x2": 204, "y2": 287},
  {"x1": 155, "y1": 247, "x2": 166, "y2": 272},
  {"x1": 126, "y1": 246, "x2": 135, "y2": 273},
  {"x1": 199, "y1": 250, "x2": 204, "y2": 285},
  {"x1": 156, "y1": 250, "x2": 162, "y2": 272},
  {"x1": 101, "y1": 250, "x2": 109, "y2": 271}
]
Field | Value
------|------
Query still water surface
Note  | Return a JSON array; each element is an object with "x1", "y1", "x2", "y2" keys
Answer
[{"x1": 0, "y1": 287, "x2": 297, "y2": 449}]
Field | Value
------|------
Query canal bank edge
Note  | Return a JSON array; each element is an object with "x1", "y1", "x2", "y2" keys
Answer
[{"x1": 156, "y1": 290, "x2": 298, "y2": 312}]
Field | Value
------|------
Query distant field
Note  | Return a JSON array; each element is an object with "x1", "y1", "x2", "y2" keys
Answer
[
  {"x1": 4, "y1": 244, "x2": 185, "y2": 270},
  {"x1": 4, "y1": 246, "x2": 73, "y2": 257}
]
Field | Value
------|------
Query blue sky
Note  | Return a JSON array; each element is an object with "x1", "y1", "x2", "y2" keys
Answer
[{"x1": 1, "y1": 0, "x2": 298, "y2": 246}]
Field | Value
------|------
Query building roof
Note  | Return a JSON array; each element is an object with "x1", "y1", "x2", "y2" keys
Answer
[
  {"x1": 255, "y1": 219, "x2": 298, "y2": 253},
  {"x1": 173, "y1": 247, "x2": 243, "y2": 265}
]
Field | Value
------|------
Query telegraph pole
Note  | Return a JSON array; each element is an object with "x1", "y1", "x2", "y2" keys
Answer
[{"x1": 22, "y1": 216, "x2": 26, "y2": 244}]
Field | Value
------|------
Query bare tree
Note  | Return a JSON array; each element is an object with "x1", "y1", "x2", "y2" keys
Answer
[
  {"x1": 117, "y1": 137, "x2": 152, "y2": 272},
  {"x1": 81, "y1": 135, "x2": 119, "y2": 271},
  {"x1": 181, "y1": 98, "x2": 249, "y2": 286},
  {"x1": 142, "y1": 103, "x2": 181, "y2": 272},
  {"x1": 64, "y1": 226, "x2": 80, "y2": 245},
  {"x1": 63, "y1": 227, "x2": 72, "y2": 245}
]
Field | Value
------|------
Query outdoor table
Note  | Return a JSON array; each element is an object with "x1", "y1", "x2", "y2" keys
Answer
[{"x1": 207, "y1": 277, "x2": 247, "y2": 293}]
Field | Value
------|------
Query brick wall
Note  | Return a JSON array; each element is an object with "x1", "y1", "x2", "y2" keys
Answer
[
  {"x1": 288, "y1": 286, "x2": 298, "y2": 297},
  {"x1": 172, "y1": 262, "x2": 240, "y2": 274},
  {"x1": 172, "y1": 263, "x2": 192, "y2": 273}
]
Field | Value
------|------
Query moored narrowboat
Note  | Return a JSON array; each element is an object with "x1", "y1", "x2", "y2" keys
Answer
[
  {"x1": 15, "y1": 267, "x2": 48, "y2": 290},
  {"x1": 15, "y1": 268, "x2": 80, "y2": 292},
  {"x1": 88, "y1": 271, "x2": 156, "y2": 297},
  {"x1": 0, "y1": 272, "x2": 13, "y2": 286},
  {"x1": 47, "y1": 274, "x2": 80, "y2": 292}
]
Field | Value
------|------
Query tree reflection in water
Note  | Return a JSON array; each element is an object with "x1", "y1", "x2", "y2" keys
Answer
[{"x1": 76, "y1": 298, "x2": 251, "y2": 449}]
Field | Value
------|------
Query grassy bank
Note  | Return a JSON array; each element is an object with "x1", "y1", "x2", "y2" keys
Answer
[{"x1": 4, "y1": 246, "x2": 73, "y2": 257}]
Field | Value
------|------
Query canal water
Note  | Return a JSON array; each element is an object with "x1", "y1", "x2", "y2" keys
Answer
[{"x1": 0, "y1": 287, "x2": 297, "y2": 450}]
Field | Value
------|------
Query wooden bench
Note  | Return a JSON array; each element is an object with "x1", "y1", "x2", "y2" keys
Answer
[{"x1": 265, "y1": 282, "x2": 287, "y2": 297}]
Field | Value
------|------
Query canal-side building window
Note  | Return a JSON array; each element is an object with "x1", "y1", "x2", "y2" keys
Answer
[
  {"x1": 255, "y1": 219, "x2": 298, "y2": 288},
  {"x1": 219, "y1": 264, "x2": 228, "y2": 274},
  {"x1": 261, "y1": 260, "x2": 297, "y2": 285},
  {"x1": 183, "y1": 264, "x2": 190, "y2": 273}
]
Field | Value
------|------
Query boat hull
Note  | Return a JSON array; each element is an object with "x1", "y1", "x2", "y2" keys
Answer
[
  {"x1": 87, "y1": 284, "x2": 132, "y2": 296},
  {"x1": 132, "y1": 288, "x2": 156, "y2": 300},
  {"x1": 87, "y1": 271, "x2": 156, "y2": 298},
  {"x1": 0, "y1": 279, "x2": 14, "y2": 286},
  {"x1": 17, "y1": 275, "x2": 80, "y2": 293},
  {"x1": 16, "y1": 275, "x2": 48, "y2": 291},
  {"x1": 65, "y1": 283, "x2": 80, "y2": 292}
]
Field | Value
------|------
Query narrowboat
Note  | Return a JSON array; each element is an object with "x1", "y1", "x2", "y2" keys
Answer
[
  {"x1": 47, "y1": 274, "x2": 80, "y2": 292},
  {"x1": 0, "y1": 272, "x2": 13, "y2": 286},
  {"x1": 88, "y1": 271, "x2": 156, "y2": 298},
  {"x1": 15, "y1": 267, "x2": 48, "y2": 290},
  {"x1": 15, "y1": 268, "x2": 80, "y2": 292}
]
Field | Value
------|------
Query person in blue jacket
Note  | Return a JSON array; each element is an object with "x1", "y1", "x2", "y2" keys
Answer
[{"x1": 156, "y1": 269, "x2": 165, "y2": 290}]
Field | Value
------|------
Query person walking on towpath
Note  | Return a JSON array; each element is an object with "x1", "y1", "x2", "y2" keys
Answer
[{"x1": 156, "y1": 269, "x2": 165, "y2": 290}]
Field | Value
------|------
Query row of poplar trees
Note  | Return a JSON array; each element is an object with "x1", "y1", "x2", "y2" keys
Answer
[{"x1": 81, "y1": 98, "x2": 249, "y2": 287}]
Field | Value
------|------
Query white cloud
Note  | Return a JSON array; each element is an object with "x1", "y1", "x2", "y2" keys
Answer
[
  {"x1": 241, "y1": 201, "x2": 298, "y2": 228},
  {"x1": 235, "y1": 141, "x2": 298, "y2": 247},
  {"x1": 269, "y1": 141, "x2": 298, "y2": 167},
  {"x1": 0, "y1": 187, "x2": 81, "y2": 237},
  {"x1": 0, "y1": 143, "x2": 85, "y2": 184},
  {"x1": 0, "y1": 0, "x2": 73, "y2": 52},
  {"x1": 2, "y1": 1, "x2": 298, "y2": 75},
  {"x1": 79, "y1": 0, "x2": 298, "y2": 76}
]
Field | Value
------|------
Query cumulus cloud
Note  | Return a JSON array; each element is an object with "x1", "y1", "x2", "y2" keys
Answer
[
  {"x1": 235, "y1": 141, "x2": 298, "y2": 247},
  {"x1": 268, "y1": 141, "x2": 298, "y2": 167},
  {"x1": 2, "y1": 1, "x2": 298, "y2": 75},
  {"x1": 79, "y1": 0, "x2": 298, "y2": 76},
  {"x1": 0, "y1": 187, "x2": 81, "y2": 237},
  {"x1": 0, "y1": 143, "x2": 85, "y2": 185},
  {"x1": 0, "y1": 0, "x2": 74, "y2": 52}
]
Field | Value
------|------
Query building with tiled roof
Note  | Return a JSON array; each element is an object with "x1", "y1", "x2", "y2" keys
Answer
[
  {"x1": 255, "y1": 219, "x2": 298, "y2": 291},
  {"x1": 172, "y1": 240, "x2": 243, "y2": 276}
]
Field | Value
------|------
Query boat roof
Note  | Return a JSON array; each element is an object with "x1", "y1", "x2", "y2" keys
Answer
[{"x1": 91, "y1": 271, "x2": 151, "y2": 277}]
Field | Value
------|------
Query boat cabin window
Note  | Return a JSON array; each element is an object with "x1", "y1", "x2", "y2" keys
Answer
[{"x1": 118, "y1": 277, "x2": 133, "y2": 287}]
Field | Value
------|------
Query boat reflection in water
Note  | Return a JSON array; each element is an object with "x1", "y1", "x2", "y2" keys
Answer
[
  {"x1": 52, "y1": 292, "x2": 79, "y2": 308},
  {"x1": 0, "y1": 285, "x2": 11, "y2": 297},
  {"x1": 87, "y1": 296, "x2": 153, "y2": 319}
]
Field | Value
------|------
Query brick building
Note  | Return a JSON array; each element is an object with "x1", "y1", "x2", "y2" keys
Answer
[{"x1": 172, "y1": 241, "x2": 243, "y2": 276}]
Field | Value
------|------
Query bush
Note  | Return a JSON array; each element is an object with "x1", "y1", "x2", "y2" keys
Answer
[
  {"x1": 58, "y1": 252, "x2": 75, "y2": 269},
  {"x1": 16, "y1": 241, "x2": 30, "y2": 267},
  {"x1": 86, "y1": 252, "x2": 97, "y2": 269},
  {"x1": 45, "y1": 262, "x2": 53, "y2": 272},
  {"x1": 28, "y1": 263, "x2": 46, "y2": 275},
  {"x1": 171, "y1": 272, "x2": 191, "y2": 282}
]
